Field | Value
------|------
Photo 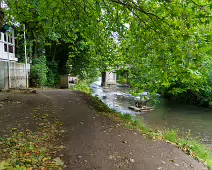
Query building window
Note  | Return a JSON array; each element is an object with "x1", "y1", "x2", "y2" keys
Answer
[
  {"x1": 4, "y1": 44, "x2": 7, "y2": 52},
  {"x1": 9, "y1": 45, "x2": 13, "y2": 53},
  {"x1": 9, "y1": 36, "x2": 12, "y2": 43},
  {"x1": 4, "y1": 44, "x2": 14, "y2": 53},
  {"x1": 4, "y1": 34, "x2": 6, "y2": 42}
]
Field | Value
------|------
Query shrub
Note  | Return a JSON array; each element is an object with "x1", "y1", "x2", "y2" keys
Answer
[
  {"x1": 118, "y1": 77, "x2": 127, "y2": 84},
  {"x1": 73, "y1": 81, "x2": 90, "y2": 93},
  {"x1": 46, "y1": 62, "x2": 60, "y2": 87},
  {"x1": 29, "y1": 57, "x2": 48, "y2": 87}
]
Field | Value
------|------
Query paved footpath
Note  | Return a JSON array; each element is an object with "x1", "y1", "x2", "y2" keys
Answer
[{"x1": 0, "y1": 89, "x2": 208, "y2": 170}]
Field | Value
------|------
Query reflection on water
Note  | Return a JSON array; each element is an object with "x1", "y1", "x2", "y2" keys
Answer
[
  {"x1": 90, "y1": 78, "x2": 212, "y2": 145},
  {"x1": 140, "y1": 100, "x2": 212, "y2": 139}
]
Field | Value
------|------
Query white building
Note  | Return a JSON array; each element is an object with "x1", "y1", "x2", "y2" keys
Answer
[
  {"x1": 1, "y1": 1, "x2": 8, "y2": 9},
  {"x1": 0, "y1": 1, "x2": 30, "y2": 89},
  {"x1": 0, "y1": 30, "x2": 30, "y2": 90},
  {"x1": 0, "y1": 31, "x2": 17, "y2": 62}
]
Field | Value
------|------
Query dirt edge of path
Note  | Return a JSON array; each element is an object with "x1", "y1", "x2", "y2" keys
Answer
[{"x1": 77, "y1": 91, "x2": 209, "y2": 169}]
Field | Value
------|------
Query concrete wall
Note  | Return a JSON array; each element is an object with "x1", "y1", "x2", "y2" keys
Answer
[
  {"x1": 0, "y1": 61, "x2": 30, "y2": 90},
  {"x1": 60, "y1": 76, "x2": 78, "y2": 89},
  {"x1": 106, "y1": 72, "x2": 116, "y2": 85},
  {"x1": 106, "y1": 72, "x2": 116, "y2": 84},
  {"x1": 0, "y1": 61, "x2": 8, "y2": 89},
  {"x1": 101, "y1": 71, "x2": 116, "y2": 87}
]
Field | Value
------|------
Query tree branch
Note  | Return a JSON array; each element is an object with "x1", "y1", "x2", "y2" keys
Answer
[
  {"x1": 110, "y1": 0, "x2": 171, "y2": 26},
  {"x1": 72, "y1": 0, "x2": 89, "y2": 16},
  {"x1": 189, "y1": 0, "x2": 210, "y2": 7}
]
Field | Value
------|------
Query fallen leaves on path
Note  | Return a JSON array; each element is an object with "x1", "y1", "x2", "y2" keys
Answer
[{"x1": 0, "y1": 109, "x2": 65, "y2": 169}]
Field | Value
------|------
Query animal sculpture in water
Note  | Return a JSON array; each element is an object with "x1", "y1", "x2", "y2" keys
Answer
[{"x1": 135, "y1": 95, "x2": 150, "y2": 108}]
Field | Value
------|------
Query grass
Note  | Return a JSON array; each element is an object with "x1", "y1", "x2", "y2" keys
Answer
[
  {"x1": 117, "y1": 113, "x2": 212, "y2": 169},
  {"x1": 164, "y1": 130, "x2": 178, "y2": 143},
  {"x1": 72, "y1": 80, "x2": 91, "y2": 94},
  {"x1": 88, "y1": 93, "x2": 212, "y2": 169},
  {"x1": 164, "y1": 130, "x2": 212, "y2": 166}
]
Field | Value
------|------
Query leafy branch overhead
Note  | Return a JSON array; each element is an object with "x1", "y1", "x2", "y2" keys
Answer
[{"x1": 5, "y1": 0, "x2": 212, "y2": 104}]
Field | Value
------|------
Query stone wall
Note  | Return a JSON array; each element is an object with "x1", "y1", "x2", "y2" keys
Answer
[
  {"x1": 101, "y1": 71, "x2": 117, "y2": 87},
  {"x1": 0, "y1": 61, "x2": 30, "y2": 90},
  {"x1": 60, "y1": 75, "x2": 78, "y2": 89},
  {"x1": 105, "y1": 72, "x2": 116, "y2": 85}
]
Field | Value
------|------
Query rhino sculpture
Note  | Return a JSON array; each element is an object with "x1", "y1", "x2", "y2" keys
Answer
[{"x1": 134, "y1": 93, "x2": 151, "y2": 108}]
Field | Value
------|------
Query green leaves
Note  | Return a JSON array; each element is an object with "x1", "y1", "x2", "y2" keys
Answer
[
  {"x1": 5, "y1": 0, "x2": 212, "y2": 104},
  {"x1": 117, "y1": 0, "x2": 211, "y2": 94}
]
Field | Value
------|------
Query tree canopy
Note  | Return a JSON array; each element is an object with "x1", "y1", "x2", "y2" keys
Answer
[{"x1": 4, "y1": 0, "x2": 212, "y2": 104}]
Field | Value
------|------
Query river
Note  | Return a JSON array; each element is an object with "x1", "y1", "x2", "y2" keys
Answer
[{"x1": 90, "y1": 78, "x2": 212, "y2": 146}]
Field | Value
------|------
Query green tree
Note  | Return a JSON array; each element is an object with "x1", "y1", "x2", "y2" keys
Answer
[{"x1": 5, "y1": 0, "x2": 212, "y2": 105}]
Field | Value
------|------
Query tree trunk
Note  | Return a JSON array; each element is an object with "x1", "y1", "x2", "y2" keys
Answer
[
  {"x1": 51, "y1": 41, "x2": 57, "y2": 62},
  {"x1": 33, "y1": 33, "x2": 38, "y2": 58}
]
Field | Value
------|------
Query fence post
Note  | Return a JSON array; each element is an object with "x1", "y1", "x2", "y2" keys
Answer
[
  {"x1": 24, "y1": 24, "x2": 28, "y2": 88},
  {"x1": 6, "y1": 32, "x2": 10, "y2": 89}
]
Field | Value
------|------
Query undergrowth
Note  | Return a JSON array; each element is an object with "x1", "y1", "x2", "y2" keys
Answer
[{"x1": 72, "y1": 80, "x2": 90, "y2": 94}]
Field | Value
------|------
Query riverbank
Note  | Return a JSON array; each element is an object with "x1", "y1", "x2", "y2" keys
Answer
[
  {"x1": 87, "y1": 93, "x2": 212, "y2": 169},
  {"x1": 0, "y1": 89, "x2": 208, "y2": 169}
]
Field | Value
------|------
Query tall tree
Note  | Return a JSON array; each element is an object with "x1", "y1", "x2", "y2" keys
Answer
[{"x1": 5, "y1": 0, "x2": 212, "y2": 104}]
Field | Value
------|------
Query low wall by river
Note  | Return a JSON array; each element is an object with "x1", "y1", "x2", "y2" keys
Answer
[{"x1": 0, "y1": 61, "x2": 30, "y2": 90}]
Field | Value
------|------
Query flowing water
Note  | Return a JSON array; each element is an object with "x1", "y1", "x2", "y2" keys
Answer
[{"x1": 90, "y1": 78, "x2": 212, "y2": 145}]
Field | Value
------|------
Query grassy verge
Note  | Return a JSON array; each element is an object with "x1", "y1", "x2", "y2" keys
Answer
[
  {"x1": 87, "y1": 93, "x2": 212, "y2": 169},
  {"x1": 0, "y1": 109, "x2": 65, "y2": 169},
  {"x1": 72, "y1": 80, "x2": 91, "y2": 94}
]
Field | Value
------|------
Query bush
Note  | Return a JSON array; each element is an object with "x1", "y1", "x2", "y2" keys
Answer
[
  {"x1": 29, "y1": 57, "x2": 48, "y2": 87},
  {"x1": 118, "y1": 77, "x2": 127, "y2": 84},
  {"x1": 46, "y1": 62, "x2": 60, "y2": 87},
  {"x1": 73, "y1": 81, "x2": 90, "y2": 93}
]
